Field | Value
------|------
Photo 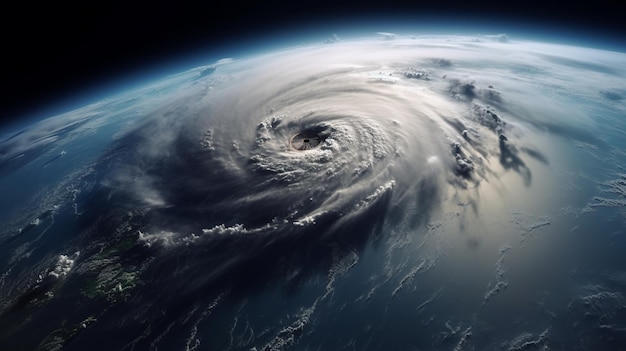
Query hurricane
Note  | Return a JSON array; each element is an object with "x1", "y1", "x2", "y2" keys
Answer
[
  {"x1": 98, "y1": 39, "x2": 484, "y2": 300},
  {"x1": 1, "y1": 34, "x2": 626, "y2": 350}
]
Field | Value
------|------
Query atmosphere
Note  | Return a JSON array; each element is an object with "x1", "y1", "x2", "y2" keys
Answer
[
  {"x1": 1, "y1": 3, "x2": 626, "y2": 351},
  {"x1": 2, "y1": 1, "x2": 624, "y2": 126}
]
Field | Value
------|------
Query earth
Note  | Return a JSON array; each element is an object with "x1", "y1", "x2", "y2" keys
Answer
[{"x1": 1, "y1": 32, "x2": 625, "y2": 350}]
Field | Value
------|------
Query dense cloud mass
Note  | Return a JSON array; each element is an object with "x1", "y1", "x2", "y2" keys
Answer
[{"x1": 1, "y1": 35, "x2": 626, "y2": 350}]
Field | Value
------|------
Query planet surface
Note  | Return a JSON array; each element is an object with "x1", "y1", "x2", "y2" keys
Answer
[{"x1": 1, "y1": 32, "x2": 625, "y2": 350}]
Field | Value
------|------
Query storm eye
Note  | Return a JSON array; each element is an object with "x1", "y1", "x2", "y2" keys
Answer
[{"x1": 290, "y1": 131, "x2": 321, "y2": 150}]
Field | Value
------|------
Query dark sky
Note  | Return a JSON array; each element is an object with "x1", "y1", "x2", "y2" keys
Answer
[{"x1": 1, "y1": 1, "x2": 624, "y2": 129}]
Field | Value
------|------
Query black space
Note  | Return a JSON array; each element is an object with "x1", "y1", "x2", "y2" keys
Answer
[{"x1": 1, "y1": 1, "x2": 624, "y2": 129}]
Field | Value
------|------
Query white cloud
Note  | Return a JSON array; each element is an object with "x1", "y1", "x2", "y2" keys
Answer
[{"x1": 48, "y1": 251, "x2": 80, "y2": 278}]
